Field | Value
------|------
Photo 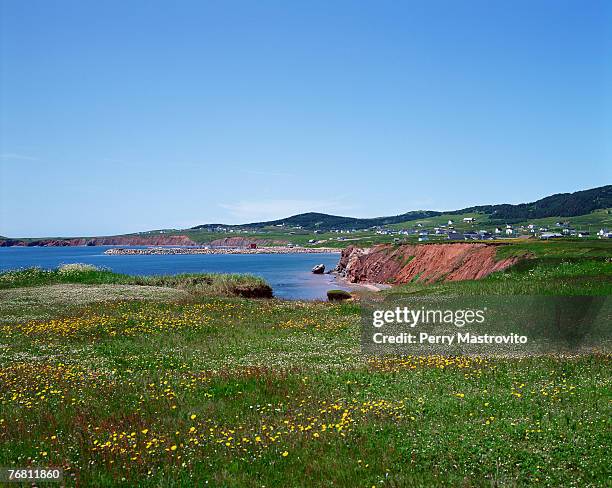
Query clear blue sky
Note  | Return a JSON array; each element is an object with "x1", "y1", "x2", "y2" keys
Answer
[{"x1": 1, "y1": 0, "x2": 610, "y2": 237}]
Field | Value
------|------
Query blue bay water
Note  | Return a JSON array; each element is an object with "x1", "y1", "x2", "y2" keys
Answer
[{"x1": 0, "y1": 247, "x2": 349, "y2": 300}]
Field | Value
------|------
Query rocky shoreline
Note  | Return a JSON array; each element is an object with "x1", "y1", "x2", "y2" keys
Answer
[{"x1": 104, "y1": 246, "x2": 341, "y2": 256}]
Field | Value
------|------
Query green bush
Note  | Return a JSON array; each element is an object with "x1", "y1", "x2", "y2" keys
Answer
[{"x1": 327, "y1": 289, "x2": 352, "y2": 301}]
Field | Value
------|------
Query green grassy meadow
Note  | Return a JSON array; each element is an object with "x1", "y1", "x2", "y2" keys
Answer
[{"x1": 0, "y1": 244, "x2": 610, "y2": 486}]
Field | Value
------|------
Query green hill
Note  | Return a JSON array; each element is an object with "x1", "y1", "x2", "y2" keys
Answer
[
  {"x1": 452, "y1": 185, "x2": 612, "y2": 221},
  {"x1": 191, "y1": 185, "x2": 612, "y2": 231}
]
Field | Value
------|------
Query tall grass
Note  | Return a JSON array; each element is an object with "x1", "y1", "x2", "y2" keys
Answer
[{"x1": 0, "y1": 265, "x2": 273, "y2": 298}]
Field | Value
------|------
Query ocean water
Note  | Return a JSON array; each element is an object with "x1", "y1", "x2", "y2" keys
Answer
[{"x1": 0, "y1": 246, "x2": 349, "y2": 300}]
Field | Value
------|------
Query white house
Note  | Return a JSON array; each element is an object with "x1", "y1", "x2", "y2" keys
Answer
[
  {"x1": 506, "y1": 228, "x2": 514, "y2": 235},
  {"x1": 463, "y1": 217, "x2": 475, "y2": 223}
]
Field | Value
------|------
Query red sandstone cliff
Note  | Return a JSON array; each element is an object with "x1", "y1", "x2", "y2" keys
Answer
[
  {"x1": 0, "y1": 235, "x2": 197, "y2": 247},
  {"x1": 335, "y1": 243, "x2": 524, "y2": 284}
]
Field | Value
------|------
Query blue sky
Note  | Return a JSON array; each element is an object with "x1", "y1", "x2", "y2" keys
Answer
[{"x1": 1, "y1": 0, "x2": 610, "y2": 237}]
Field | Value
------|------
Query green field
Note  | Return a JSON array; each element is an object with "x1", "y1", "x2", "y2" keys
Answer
[{"x1": 0, "y1": 244, "x2": 610, "y2": 486}]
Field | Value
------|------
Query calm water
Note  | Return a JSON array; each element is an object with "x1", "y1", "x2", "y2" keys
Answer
[{"x1": 0, "y1": 246, "x2": 349, "y2": 300}]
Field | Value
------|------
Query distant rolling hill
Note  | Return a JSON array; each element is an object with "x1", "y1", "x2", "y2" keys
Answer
[
  {"x1": 451, "y1": 185, "x2": 612, "y2": 221},
  {"x1": 191, "y1": 185, "x2": 612, "y2": 231}
]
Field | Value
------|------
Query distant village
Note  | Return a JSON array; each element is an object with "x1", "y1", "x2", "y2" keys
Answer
[
  {"x1": 145, "y1": 218, "x2": 612, "y2": 243},
  {"x1": 197, "y1": 219, "x2": 611, "y2": 241},
  {"x1": 370, "y1": 218, "x2": 612, "y2": 242}
]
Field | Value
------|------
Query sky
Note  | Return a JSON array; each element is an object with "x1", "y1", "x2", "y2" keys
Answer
[{"x1": 1, "y1": 0, "x2": 610, "y2": 237}]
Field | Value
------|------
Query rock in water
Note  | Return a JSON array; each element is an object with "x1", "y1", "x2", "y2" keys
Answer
[{"x1": 312, "y1": 264, "x2": 325, "y2": 274}]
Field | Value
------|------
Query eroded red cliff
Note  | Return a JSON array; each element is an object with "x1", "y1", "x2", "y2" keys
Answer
[{"x1": 335, "y1": 243, "x2": 524, "y2": 284}]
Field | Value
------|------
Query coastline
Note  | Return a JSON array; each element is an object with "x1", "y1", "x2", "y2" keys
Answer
[
  {"x1": 332, "y1": 272, "x2": 392, "y2": 292},
  {"x1": 104, "y1": 246, "x2": 341, "y2": 256}
]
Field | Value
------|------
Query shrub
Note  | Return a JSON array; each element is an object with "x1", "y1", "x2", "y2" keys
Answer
[{"x1": 327, "y1": 289, "x2": 352, "y2": 301}]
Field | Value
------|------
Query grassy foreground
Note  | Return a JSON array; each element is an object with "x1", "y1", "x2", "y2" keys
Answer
[
  {"x1": 0, "y1": 263, "x2": 610, "y2": 486},
  {"x1": 0, "y1": 264, "x2": 272, "y2": 297}
]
